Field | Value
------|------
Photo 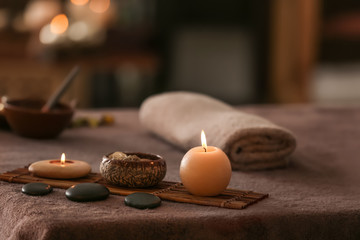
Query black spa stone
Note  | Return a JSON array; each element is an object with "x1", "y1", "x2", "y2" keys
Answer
[
  {"x1": 124, "y1": 192, "x2": 161, "y2": 209},
  {"x1": 65, "y1": 183, "x2": 109, "y2": 202},
  {"x1": 22, "y1": 183, "x2": 53, "y2": 196}
]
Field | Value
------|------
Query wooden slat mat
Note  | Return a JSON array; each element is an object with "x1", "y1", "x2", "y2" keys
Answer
[{"x1": 0, "y1": 167, "x2": 268, "y2": 210}]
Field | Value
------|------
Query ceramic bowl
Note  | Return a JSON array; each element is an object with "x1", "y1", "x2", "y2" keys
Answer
[
  {"x1": 100, "y1": 152, "x2": 167, "y2": 188},
  {"x1": 4, "y1": 98, "x2": 74, "y2": 139}
]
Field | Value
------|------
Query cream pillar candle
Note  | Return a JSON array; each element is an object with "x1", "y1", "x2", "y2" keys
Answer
[
  {"x1": 29, "y1": 153, "x2": 91, "y2": 179},
  {"x1": 180, "y1": 131, "x2": 232, "y2": 196}
]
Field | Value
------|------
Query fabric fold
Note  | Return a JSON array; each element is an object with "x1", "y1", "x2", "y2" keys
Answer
[{"x1": 139, "y1": 92, "x2": 296, "y2": 171}]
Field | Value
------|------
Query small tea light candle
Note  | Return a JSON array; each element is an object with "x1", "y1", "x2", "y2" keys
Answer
[
  {"x1": 180, "y1": 130, "x2": 232, "y2": 196},
  {"x1": 29, "y1": 153, "x2": 91, "y2": 179}
]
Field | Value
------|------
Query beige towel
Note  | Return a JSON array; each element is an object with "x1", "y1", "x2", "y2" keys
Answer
[{"x1": 139, "y1": 92, "x2": 296, "y2": 171}]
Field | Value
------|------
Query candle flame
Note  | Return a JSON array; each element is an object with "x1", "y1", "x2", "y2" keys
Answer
[
  {"x1": 201, "y1": 130, "x2": 207, "y2": 152},
  {"x1": 61, "y1": 153, "x2": 66, "y2": 165}
]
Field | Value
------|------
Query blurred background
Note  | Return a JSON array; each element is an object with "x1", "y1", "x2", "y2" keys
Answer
[{"x1": 0, "y1": 0, "x2": 359, "y2": 108}]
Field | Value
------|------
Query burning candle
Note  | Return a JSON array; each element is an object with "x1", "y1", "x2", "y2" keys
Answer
[
  {"x1": 180, "y1": 130, "x2": 232, "y2": 196},
  {"x1": 29, "y1": 153, "x2": 91, "y2": 179}
]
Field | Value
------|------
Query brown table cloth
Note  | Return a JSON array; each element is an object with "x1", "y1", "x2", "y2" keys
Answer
[{"x1": 0, "y1": 105, "x2": 359, "y2": 240}]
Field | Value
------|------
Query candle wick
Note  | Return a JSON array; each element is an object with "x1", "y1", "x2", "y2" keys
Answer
[{"x1": 203, "y1": 147, "x2": 207, "y2": 152}]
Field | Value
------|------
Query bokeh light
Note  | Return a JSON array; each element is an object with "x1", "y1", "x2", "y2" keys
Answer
[
  {"x1": 23, "y1": 1, "x2": 61, "y2": 30},
  {"x1": 39, "y1": 24, "x2": 59, "y2": 44},
  {"x1": 89, "y1": 0, "x2": 110, "y2": 13},
  {"x1": 50, "y1": 14, "x2": 69, "y2": 34},
  {"x1": 71, "y1": 0, "x2": 89, "y2": 6},
  {"x1": 68, "y1": 21, "x2": 89, "y2": 41}
]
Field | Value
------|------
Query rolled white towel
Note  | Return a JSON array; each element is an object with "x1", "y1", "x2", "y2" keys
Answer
[{"x1": 139, "y1": 92, "x2": 296, "y2": 171}]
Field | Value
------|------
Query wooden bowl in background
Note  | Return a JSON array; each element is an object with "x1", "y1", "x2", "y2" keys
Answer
[{"x1": 4, "y1": 99, "x2": 74, "y2": 139}]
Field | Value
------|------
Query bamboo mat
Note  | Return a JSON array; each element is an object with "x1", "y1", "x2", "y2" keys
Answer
[{"x1": 0, "y1": 167, "x2": 268, "y2": 210}]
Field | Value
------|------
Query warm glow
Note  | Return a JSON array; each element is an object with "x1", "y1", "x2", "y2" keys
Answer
[
  {"x1": 71, "y1": 0, "x2": 89, "y2": 6},
  {"x1": 1, "y1": 96, "x2": 7, "y2": 104},
  {"x1": 201, "y1": 130, "x2": 207, "y2": 152},
  {"x1": 50, "y1": 14, "x2": 69, "y2": 34},
  {"x1": 23, "y1": 1, "x2": 61, "y2": 30},
  {"x1": 68, "y1": 21, "x2": 89, "y2": 41},
  {"x1": 89, "y1": 0, "x2": 110, "y2": 13},
  {"x1": 39, "y1": 24, "x2": 58, "y2": 44},
  {"x1": 0, "y1": 96, "x2": 6, "y2": 111},
  {"x1": 61, "y1": 153, "x2": 66, "y2": 165}
]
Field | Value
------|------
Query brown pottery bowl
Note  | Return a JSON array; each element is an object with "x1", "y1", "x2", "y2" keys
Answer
[
  {"x1": 100, "y1": 152, "x2": 167, "y2": 188},
  {"x1": 4, "y1": 99, "x2": 74, "y2": 139}
]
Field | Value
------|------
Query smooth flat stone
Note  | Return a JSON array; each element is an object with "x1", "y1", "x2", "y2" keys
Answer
[
  {"x1": 22, "y1": 182, "x2": 53, "y2": 196},
  {"x1": 65, "y1": 183, "x2": 109, "y2": 202},
  {"x1": 124, "y1": 192, "x2": 161, "y2": 209}
]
